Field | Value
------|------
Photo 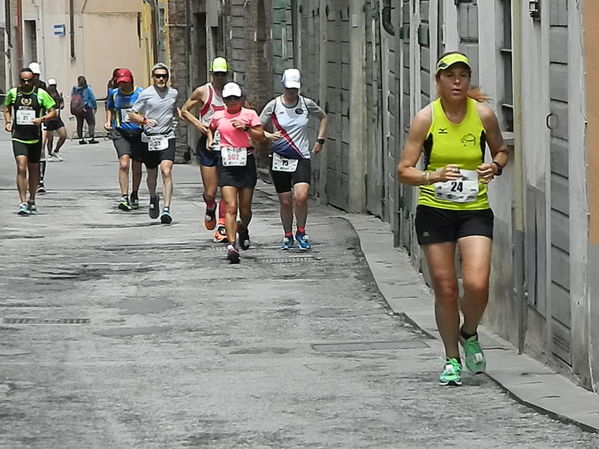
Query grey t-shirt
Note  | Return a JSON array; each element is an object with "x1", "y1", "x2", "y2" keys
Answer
[
  {"x1": 260, "y1": 95, "x2": 325, "y2": 159},
  {"x1": 132, "y1": 85, "x2": 179, "y2": 135}
]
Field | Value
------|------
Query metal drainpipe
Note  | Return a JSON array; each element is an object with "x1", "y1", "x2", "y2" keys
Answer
[
  {"x1": 382, "y1": 0, "x2": 394, "y2": 35},
  {"x1": 16, "y1": 0, "x2": 23, "y2": 71},
  {"x1": 512, "y1": 0, "x2": 526, "y2": 354},
  {"x1": 69, "y1": 0, "x2": 75, "y2": 59},
  {"x1": 5, "y1": 0, "x2": 12, "y2": 88}
]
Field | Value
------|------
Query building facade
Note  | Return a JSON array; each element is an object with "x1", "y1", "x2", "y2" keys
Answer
[
  {"x1": 250, "y1": 0, "x2": 599, "y2": 393},
  {"x1": 6, "y1": 0, "x2": 155, "y2": 136}
]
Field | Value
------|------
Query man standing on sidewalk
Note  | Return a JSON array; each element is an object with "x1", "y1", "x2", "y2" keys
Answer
[
  {"x1": 129, "y1": 63, "x2": 180, "y2": 224},
  {"x1": 181, "y1": 57, "x2": 229, "y2": 240},
  {"x1": 3, "y1": 67, "x2": 56, "y2": 215},
  {"x1": 104, "y1": 68, "x2": 144, "y2": 212}
]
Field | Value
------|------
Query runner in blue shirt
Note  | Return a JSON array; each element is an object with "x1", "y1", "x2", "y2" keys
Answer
[{"x1": 105, "y1": 68, "x2": 144, "y2": 211}]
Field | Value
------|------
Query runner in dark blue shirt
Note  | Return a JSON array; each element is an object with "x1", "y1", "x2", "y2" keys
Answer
[{"x1": 105, "y1": 68, "x2": 144, "y2": 211}]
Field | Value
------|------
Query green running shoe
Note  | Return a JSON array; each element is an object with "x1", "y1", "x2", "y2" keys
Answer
[
  {"x1": 439, "y1": 358, "x2": 462, "y2": 386},
  {"x1": 460, "y1": 334, "x2": 486, "y2": 374}
]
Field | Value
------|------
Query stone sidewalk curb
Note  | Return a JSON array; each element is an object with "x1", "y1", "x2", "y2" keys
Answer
[{"x1": 342, "y1": 213, "x2": 599, "y2": 433}]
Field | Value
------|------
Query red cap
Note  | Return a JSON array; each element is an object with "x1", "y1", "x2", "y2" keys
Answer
[{"x1": 115, "y1": 68, "x2": 133, "y2": 84}]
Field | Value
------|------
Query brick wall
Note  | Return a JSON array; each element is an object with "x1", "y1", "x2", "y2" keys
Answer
[
  {"x1": 167, "y1": 0, "x2": 191, "y2": 163},
  {"x1": 226, "y1": 0, "x2": 273, "y2": 169}
]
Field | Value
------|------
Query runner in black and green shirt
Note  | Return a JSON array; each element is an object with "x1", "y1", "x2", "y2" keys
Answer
[{"x1": 3, "y1": 68, "x2": 56, "y2": 215}]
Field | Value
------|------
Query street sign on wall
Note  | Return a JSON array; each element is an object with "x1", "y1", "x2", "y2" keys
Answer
[{"x1": 53, "y1": 24, "x2": 65, "y2": 36}]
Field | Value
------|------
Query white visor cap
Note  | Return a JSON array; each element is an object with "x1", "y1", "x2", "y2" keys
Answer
[{"x1": 222, "y1": 82, "x2": 242, "y2": 98}]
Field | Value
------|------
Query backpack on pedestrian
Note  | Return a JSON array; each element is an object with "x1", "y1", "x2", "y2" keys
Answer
[{"x1": 70, "y1": 88, "x2": 85, "y2": 115}]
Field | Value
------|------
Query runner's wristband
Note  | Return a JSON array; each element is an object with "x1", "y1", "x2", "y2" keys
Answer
[
  {"x1": 492, "y1": 161, "x2": 504, "y2": 176},
  {"x1": 316, "y1": 138, "x2": 325, "y2": 145}
]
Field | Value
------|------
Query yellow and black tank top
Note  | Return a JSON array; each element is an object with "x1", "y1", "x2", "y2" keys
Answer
[{"x1": 418, "y1": 97, "x2": 489, "y2": 210}]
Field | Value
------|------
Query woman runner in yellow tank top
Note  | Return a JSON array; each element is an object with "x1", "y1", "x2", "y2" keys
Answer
[{"x1": 397, "y1": 52, "x2": 510, "y2": 386}]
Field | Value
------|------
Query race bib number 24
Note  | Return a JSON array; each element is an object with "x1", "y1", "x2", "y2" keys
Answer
[{"x1": 434, "y1": 169, "x2": 479, "y2": 203}]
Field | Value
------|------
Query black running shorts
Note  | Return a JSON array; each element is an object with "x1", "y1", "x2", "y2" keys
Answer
[
  {"x1": 12, "y1": 140, "x2": 42, "y2": 164},
  {"x1": 217, "y1": 153, "x2": 257, "y2": 189},
  {"x1": 113, "y1": 128, "x2": 143, "y2": 162},
  {"x1": 415, "y1": 205, "x2": 494, "y2": 245},
  {"x1": 269, "y1": 155, "x2": 311, "y2": 193},
  {"x1": 141, "y1": 137, "x2": 176, "y2": 169}
]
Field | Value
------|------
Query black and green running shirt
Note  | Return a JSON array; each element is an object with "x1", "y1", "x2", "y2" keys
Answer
[{"x1": 4, "y1": 87, "x2": 56, "y2": 143}]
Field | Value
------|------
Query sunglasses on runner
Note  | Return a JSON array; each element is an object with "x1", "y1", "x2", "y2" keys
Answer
[
  {"x1": 20, "y1": 78, "x2": 33, "y2": 83},
  {"x1": 223, "y1": 96, "x2": 241, "y2": 101},
  {"x1": 153, "y1": 74, "x2": 169, "y2": 79}
]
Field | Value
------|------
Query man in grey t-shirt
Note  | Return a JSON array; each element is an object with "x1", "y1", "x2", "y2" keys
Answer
[{"x1": 130, "y1": 63, "x2": 179, "y2": 224}]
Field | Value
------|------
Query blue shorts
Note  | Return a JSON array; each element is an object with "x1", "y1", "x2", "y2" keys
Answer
[{"x1": 196, "y1": 134, "x2": 219, "y2": 167}]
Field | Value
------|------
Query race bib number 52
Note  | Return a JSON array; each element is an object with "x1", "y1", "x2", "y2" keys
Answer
[{"x1": 435, "y1": 169, "x2": 479, "y2": 203}]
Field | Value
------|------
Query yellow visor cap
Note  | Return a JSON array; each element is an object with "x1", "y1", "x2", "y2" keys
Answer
[{"x1": 436, "y1": 53, "x2": 471, "y2": 73}]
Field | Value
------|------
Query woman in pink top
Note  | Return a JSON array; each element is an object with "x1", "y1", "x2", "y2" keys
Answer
[{"x1": 208, "y1": 82, "x2": 265, "y2": 264}]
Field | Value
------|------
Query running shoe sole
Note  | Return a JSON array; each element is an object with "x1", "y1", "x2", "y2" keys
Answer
[
  {"x1": 439, "y1": 378, "x2": 462, "y2": 387},
  {"x1": 160, "y1": 212, "x2": 173, "y2": 224},
  {"x1": 118, "y1": 202, "x2": 132, "y2": 211}
]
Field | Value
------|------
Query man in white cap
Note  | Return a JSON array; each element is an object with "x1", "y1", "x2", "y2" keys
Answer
[
  {"x1": 28, "y1": 62, "x2": 47, "y2": 90},
  {"x1": 28, "y1": 62, "x2": 49, "y2": 193},
  {"x1": 181, "y1": 56, "x2": 230, "y2": 241}
]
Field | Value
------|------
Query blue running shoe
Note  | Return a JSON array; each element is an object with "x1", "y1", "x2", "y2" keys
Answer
[
  {"x1": 28, "y1": 202, "x2": 38, "y2": 215},
  {"x1": 18, "y1": 202, "x2": 29, "y2": 216},
  {"x1": 160, "y1": 207, "x2": 173, "y2": 224},
  {"x1": 281, "y1": 237, "x2": 293, "y2": 250},
  {"x1": 295, "y1": 232, "x2": 311, "y2": 250}
]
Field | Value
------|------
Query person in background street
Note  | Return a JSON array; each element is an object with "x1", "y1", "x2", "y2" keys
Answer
[
  {"x1": 259, "y1": 68, "x2": 328, "y2": 250},
  {"x1": 107, "y1": 67, "x2": 120, "y2": 98},
  {"x1": 207, "y1": 82, "x2": 265, "y2": 264},
  {"x1": 181, "y1": 56, "x2": 230, "y2": 242},
  {"x1": 129, "y1": 63, "x2": 180, "y2": 224},
  {"x1": 43, "y1": 79, "x2": 67, "y2": 163},
  {"x1": 29, "y1": 62, "x2": 49, "y2": 193},
  {"x1": 28, "y1": 62, "x2": 47, "y2": 90},
  {"x1": 105, "y1": 68, "x2": 144, "y2": 212},
  {"x1": 3, "y1": 68, "x2": 56, "y2": 215},
  {"x1": 71, "y1": 76, "x2": 98, "y2": 144},
  {"x1": 397, "y1": 52, "x2": 510, "y2": 386}
]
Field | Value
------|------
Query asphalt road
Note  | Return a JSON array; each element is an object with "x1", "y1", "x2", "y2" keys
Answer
[{"x1": 1, "y1": 137, "x2": 598, "y2": 448}]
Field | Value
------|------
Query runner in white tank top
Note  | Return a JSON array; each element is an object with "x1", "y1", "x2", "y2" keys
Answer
[{"x1": 181, "y1": 57, "x2": 230, "y2": 240}]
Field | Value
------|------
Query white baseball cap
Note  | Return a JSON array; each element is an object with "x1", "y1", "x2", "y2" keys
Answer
[
  {"x1": 282, "y1": 68, "x2": 301, "y2": 89},
  {"x1": 28, "y1": 62, "x2": 41, "y2": 74},
  {"x1": 48, "y1": 78, "x2": 57, "y2": 85},
  {"x1": 222, "y1": 82, "x2": 242, "y2": 98}
]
